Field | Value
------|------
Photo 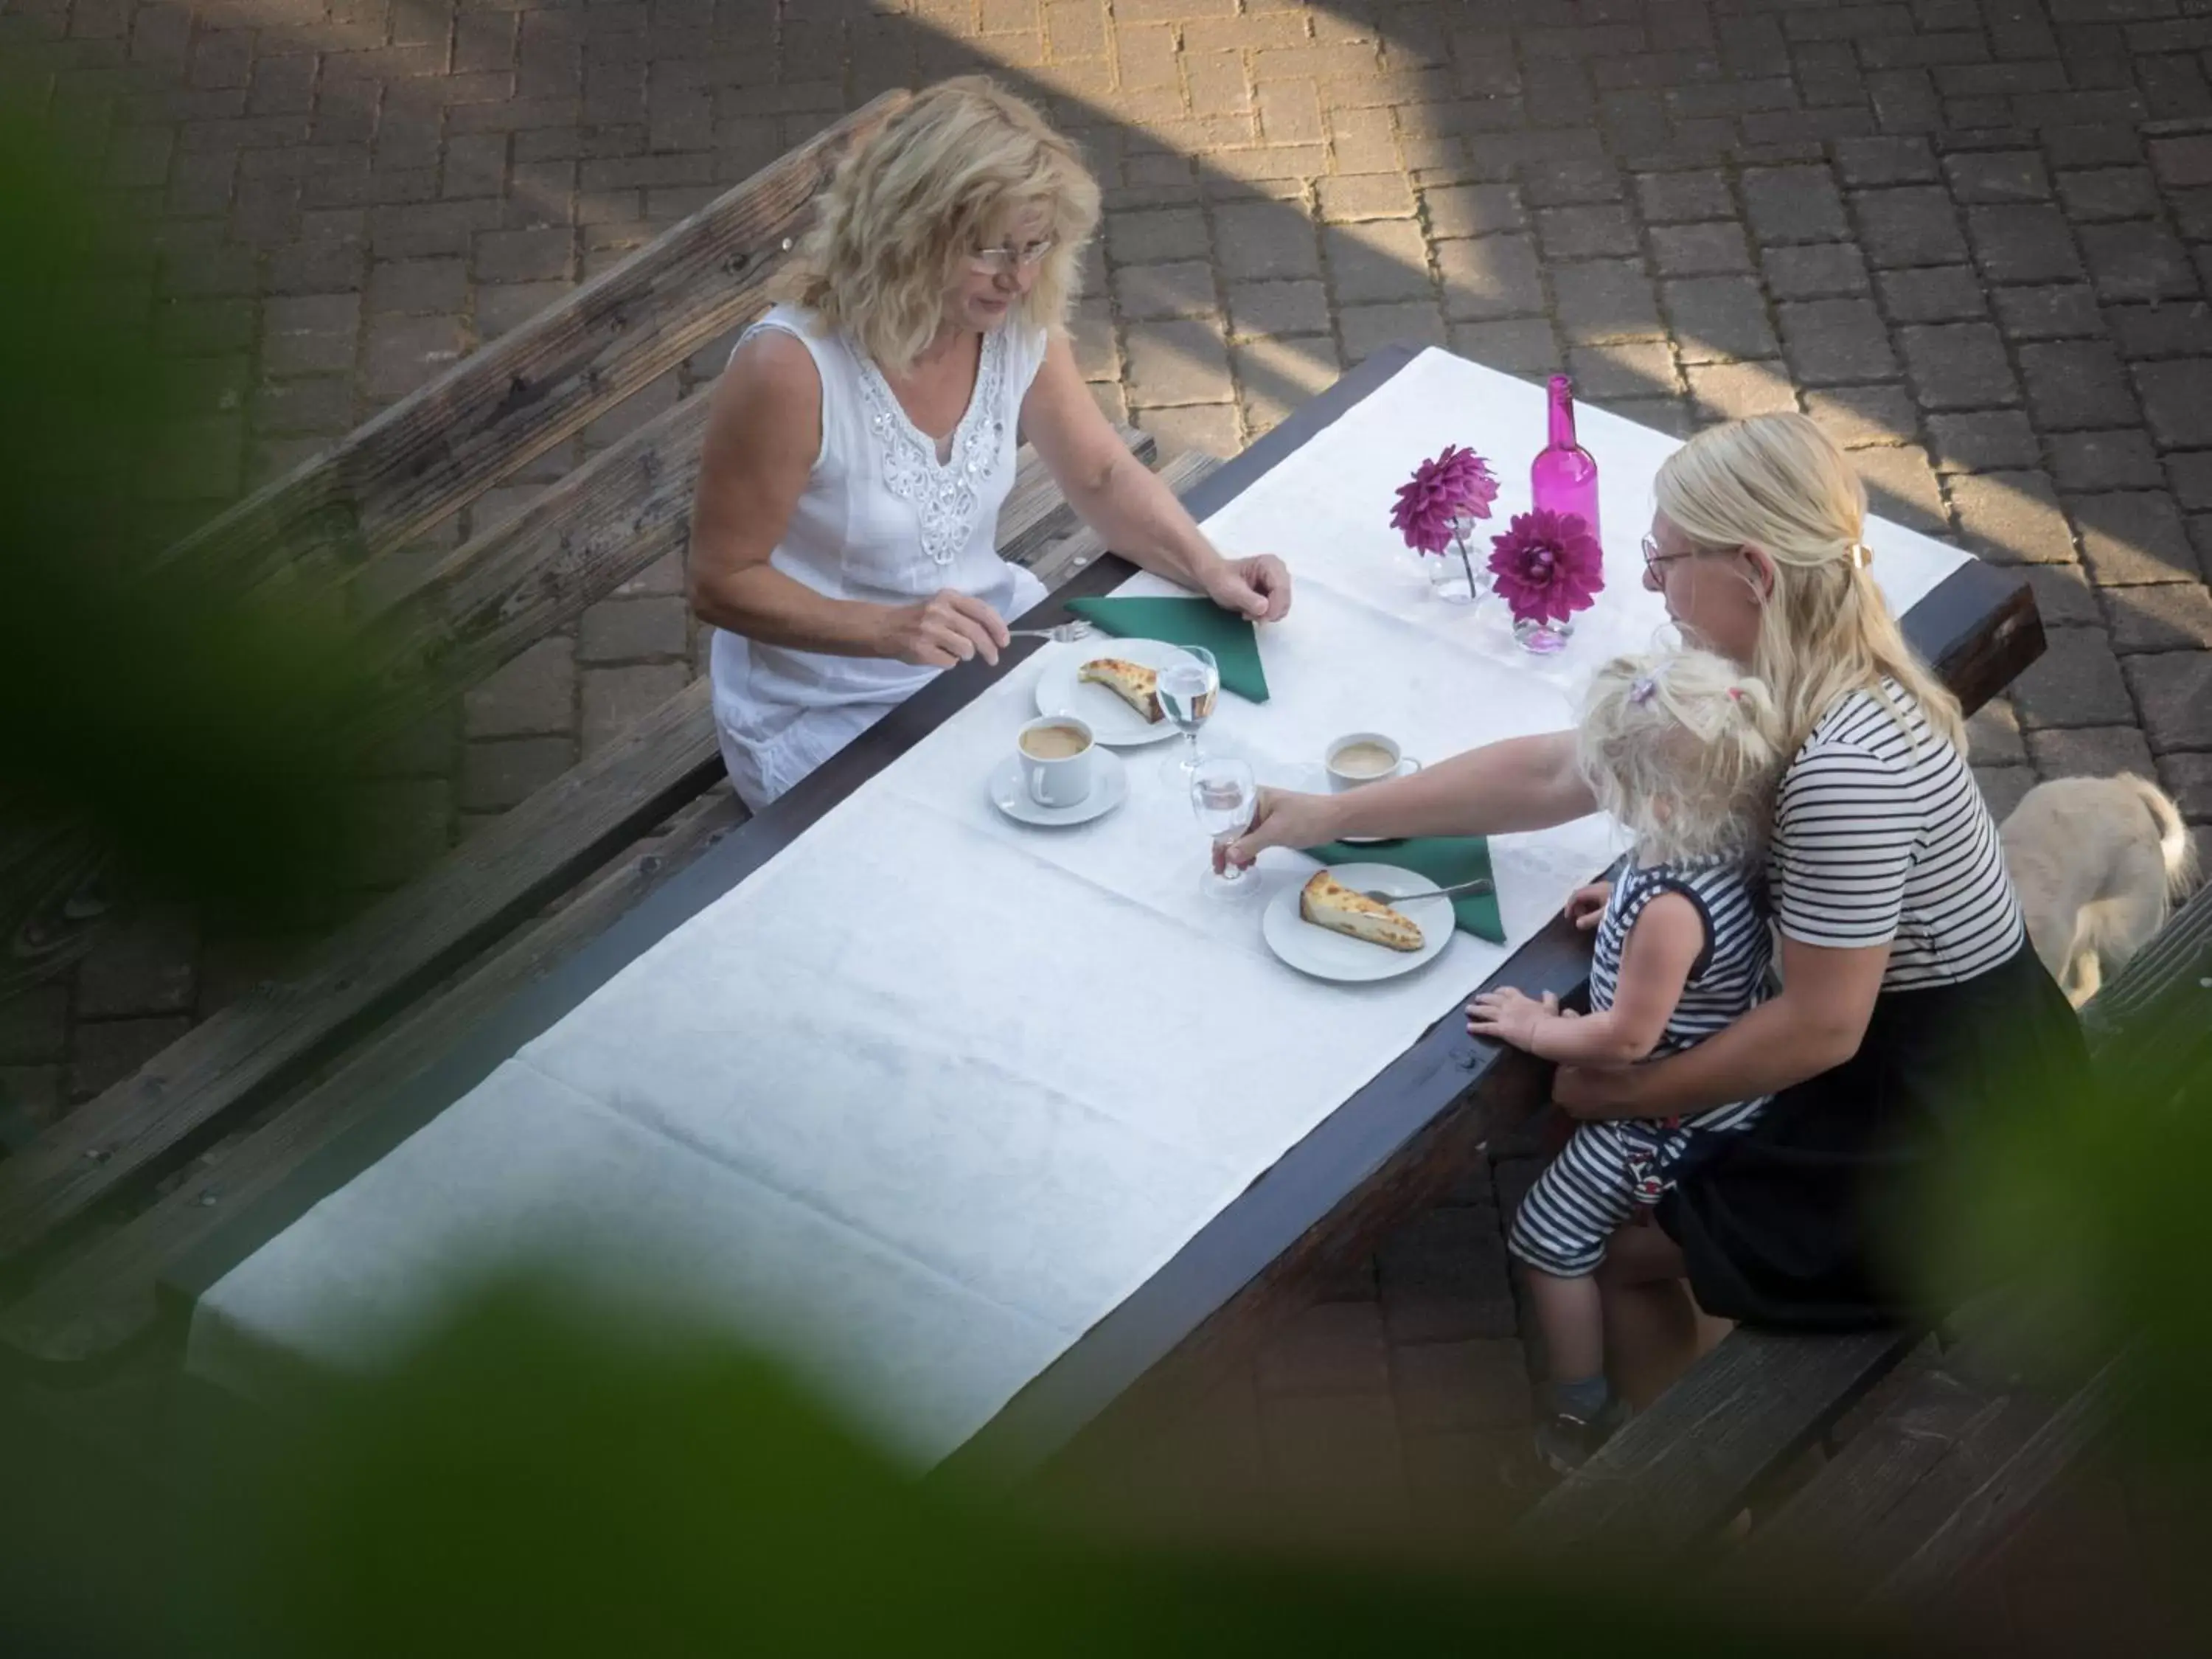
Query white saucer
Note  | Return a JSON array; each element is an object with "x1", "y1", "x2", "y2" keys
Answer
[
  {"x1": 1034, "y1": 637, "x2": 1192, "y2": 747},
  {"x1": 1261, "y1": 863, "x2": 1456, "y2": 983},
  {"x1": 987, "y1": 749, "x2": 1129, "y2": 827}
]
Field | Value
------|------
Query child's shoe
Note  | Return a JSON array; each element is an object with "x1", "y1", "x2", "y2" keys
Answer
[{"x1": 1534, "y1": 1397, "x2": 1627, "y2": 1475}]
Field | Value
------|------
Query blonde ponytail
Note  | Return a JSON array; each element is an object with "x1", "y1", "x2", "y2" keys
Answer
[{"x1": 1653, "y1": 413, "x2": 1965, "y2": 756}]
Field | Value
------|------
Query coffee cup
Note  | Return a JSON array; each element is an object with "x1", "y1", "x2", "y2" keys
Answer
[
  {"x1": 1325, "y1": 731, "x2": 1421, "y2": 793},
  {"x1": 1018, "y1": 715, "x2": 1096, "y2": 807}
]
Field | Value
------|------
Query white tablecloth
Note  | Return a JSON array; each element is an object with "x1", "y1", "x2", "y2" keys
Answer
[{"x1": 189, "y1": 349, "x2": 1972, "y2": 1460}]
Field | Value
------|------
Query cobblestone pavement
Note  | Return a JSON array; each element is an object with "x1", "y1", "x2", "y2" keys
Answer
[{"x1": 3, "y1": 0, "x2": 2211, "y2": 1569}]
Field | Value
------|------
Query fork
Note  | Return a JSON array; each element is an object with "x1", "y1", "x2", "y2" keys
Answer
[
  {"x1": 1007, "y1": 620, "x2": 1098, "y2": 644},
  {"x1": 1361, "y1": 876, "x2": 1495, "y2": 905}
]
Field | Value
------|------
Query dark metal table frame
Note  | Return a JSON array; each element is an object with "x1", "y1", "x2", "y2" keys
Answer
[{"x1": 170, "y1": 343, "x2": 2042, "y2": 1482}]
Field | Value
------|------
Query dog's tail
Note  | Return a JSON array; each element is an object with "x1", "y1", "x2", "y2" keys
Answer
[{"x1": 2120, "y1": 773, "x2": 2199, "y2": 899}]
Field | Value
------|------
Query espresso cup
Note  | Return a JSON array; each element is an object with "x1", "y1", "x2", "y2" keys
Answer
[
  {"x1": 1324, "y1": 731, "x2": 1422, "y2": 793},
  {"x1": 1018, "y1": 715, "x2": 1096, "y2": 807}
]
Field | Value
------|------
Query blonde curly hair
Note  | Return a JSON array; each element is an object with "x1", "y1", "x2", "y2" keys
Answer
[
  {"x1": 1654, "y1": 412, "x2": 1966, "y2": 757},
  {"x1": 1579, "y1": 649, "x2": 1786, "y2": 867},
  {"x1": 782, "y1": 77, "x2": 1099, "y2": 374}
]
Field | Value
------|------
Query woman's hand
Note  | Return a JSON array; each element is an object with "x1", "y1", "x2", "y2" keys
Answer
[
  {"x1": 877, "y1": 590, "x2": 1010, "y2": 668},
  {"x1": 1204, "y1": 554, "x2": 1293, "y2": 622},
  {"x1": 1565, "y1": 881, "x2": 1611, "y2": 930},
  {"x1": 1215, "y1": 787, "x2": 1340, "y2": 871},
  {"x1": 1553, "y1": 1062, "x2": 1635, "y2": 1120},
  {"x1": 1467, "y1": 987, "x2": 1559, "y2": 1049}
]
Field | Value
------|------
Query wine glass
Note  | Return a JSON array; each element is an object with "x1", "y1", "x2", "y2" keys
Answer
[
  {"x1": 1190, "y1": 755, "x2": 1260, "y2": 902},
  {"x1": 1156, "y1": 645, "x2": 1221, "y2": 785}
]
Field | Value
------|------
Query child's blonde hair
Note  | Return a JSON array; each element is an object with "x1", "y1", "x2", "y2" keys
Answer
[
  {"x1": 1579, "y1": 649, "x2": 1786, "y2": 866},
  {"x1": 782, "y1": 77, "x2": 1100, "y2": 374},
  {"x1": 1654, "y1": 412, "x2": 1965, "y2": 756}
]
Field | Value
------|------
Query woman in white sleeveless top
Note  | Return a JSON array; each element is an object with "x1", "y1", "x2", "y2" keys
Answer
[{"x1": 688, "y1": 79, "x2": 1291, "y2": 810}]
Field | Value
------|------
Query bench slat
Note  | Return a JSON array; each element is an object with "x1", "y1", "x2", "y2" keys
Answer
[
  {"x1": 0, "y1": 442, "x2": 1137, "y2": 1268},
  {"x1": 157, "y1": 93, "x2": 905, "y2": 593},
  {"x1": 1, "y1": 788, "x2": 751, "y2": 1364}
]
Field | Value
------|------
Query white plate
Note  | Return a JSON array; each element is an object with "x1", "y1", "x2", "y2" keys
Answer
[
  {"x1": 1034, "y1": 637, "x2": 1193, "y2": 747},
  {"x1": 987, "y1": 748, "x2": 1129, "y2": 828},
  {"x1": 1261, "y1": 863, "x2": 1457, "y2": 984}
]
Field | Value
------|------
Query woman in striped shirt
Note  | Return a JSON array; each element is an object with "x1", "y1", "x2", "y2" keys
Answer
[{"x1": 1225, "y1": 412, "x2": 2089, "y2": 1400}]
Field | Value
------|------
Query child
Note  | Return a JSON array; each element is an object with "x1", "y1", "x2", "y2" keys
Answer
[{"x1": 1467, "y1": 649, "x2": 1784, "y2": 1472}]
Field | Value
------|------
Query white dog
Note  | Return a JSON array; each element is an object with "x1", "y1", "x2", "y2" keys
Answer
[{"x1": 2001, "y1": 773, "x2": 2197, "y2": 1006}]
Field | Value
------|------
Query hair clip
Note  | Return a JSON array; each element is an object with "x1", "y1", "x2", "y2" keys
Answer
[
  {"x1": 1726, "y1": 686, "x2": 1743, "y2": 702},
  {"x1": 1628, "y1": 675, "x2": 1658, "y2": 706},
  {"x1": 1847, "y1": 541, "x2": 1874, "y2": 569}
]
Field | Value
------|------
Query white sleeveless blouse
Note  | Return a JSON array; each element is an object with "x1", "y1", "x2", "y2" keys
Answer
[{"x1": 707, "y1": 303, "x2": 1051, "y2": 809}]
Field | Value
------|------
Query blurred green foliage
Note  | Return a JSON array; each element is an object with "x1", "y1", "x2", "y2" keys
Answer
[{"x1": 0, "y1": 111, "x2": 378, "y2": 919}]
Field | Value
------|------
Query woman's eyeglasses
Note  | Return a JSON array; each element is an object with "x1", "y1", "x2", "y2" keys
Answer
[
  {"x1": 970, "y1": 237, "x2": 1057, "y2": 276},
  {"x1": 1641, "y1": 535, "x2": 1700, "y2": 577}
]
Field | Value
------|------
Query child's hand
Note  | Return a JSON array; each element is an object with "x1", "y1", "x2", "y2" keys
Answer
[
  {"x1": 1564, "y1": 882, "x2": 1612, "y2": 930},
  {"x1": 1467, "y1": 986, "x2": 1560, "y2": 1048}
]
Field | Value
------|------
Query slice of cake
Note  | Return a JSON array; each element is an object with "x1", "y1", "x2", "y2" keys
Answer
[
  {"x1": 1298, "y1": 870, "x2": 1424, "y2": 953},
  {"x1": 1077, "y1": 656, "x2": 1163, "y2": 723}
]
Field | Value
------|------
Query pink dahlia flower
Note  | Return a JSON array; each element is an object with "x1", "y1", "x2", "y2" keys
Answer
[
  {"x1": 1389, "y1": 445, "x2": 1500, "y2": 554},
  {"x1": 1487, "y1": 509, "x2": 1604, "y2": 625}
]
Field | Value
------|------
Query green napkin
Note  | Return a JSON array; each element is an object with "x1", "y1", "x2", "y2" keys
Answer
[
  {"x1": 1305, "y1": 836, "x2": 1504, "y2": 943},
  {"x1": 1063, "y1": 596, "x2": 1270, "y2": 703}
]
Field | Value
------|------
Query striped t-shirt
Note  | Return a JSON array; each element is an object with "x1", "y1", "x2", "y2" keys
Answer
[
  {"x1": 1770, "y1": 681, "x2": 2025, "y2": 990},
  {"x1": 1588, "y1": 857, "x2": 1773, "y2": 1132}
]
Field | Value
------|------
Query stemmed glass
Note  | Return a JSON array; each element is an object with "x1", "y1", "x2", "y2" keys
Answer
[
  {"x1": 1156, "y1": 644, "x2": 1221, "y2": 785},
  {"x1": 1191, "y1": 755, "x2": 1260, "y2": 902}
]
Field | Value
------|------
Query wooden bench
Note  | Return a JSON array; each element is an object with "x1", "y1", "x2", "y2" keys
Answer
[
  {"x1": 1517, "y1": 874, "x2": 2212, "y2": 1598},
  {"x1": 0, "y1": 89, "x2": 1202, "y2": 1370}
]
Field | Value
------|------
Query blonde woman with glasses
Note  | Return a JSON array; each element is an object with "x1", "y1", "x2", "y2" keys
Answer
[
  {"x1": 689, "y1": 78, "x2": 1290, "y2": 809},
  {"x1": 1225, "y1": 413, "x2": 2088, "y2": 1414}
]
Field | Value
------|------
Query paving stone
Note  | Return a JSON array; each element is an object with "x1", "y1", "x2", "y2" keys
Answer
[
  {"x1": 1966, "y1": 204, "x2": 2085, "y2": 285},
  {"x1": 2158, "y1": 751, "x2": 2212, "y2": 821},
  {"x1": 2025, "y1": 723, "x2": 2160, "y2": 783},
  {"x1": 1225, "y1": 278, "x2": 1327, "y2": 338},
  {"x1": 2024, "y1": 563, "x2": 2105, "y2": 630},
  {"x1": 1686, "y1": 360, "x2": 1798, "y2": 422},
  {"x1": 1390, "y1": 1338, "x2": 1533, "y2": 1434},
  {"x1": 1975, "y1": 763, "x2": 2037, "y2": 822},
  {"x1": 1968, "y1": 695, "x2": 2027, "y2": 766},
  {"x1": 1992, "y1": 283, "x2": 2104, "y2": 340},
  {"x1": 1134, "y1": 401, "x2": 1242, "y2": 456},
  {"x1": 1447, "y1": 318, "x2": 1559, "y2": 376},
  {"x1": 1854, "y1": 186, "x2": 1968, "y2": 266},
  {"x1": 2053, "y1": 165, "x2": 2163, "y2": 223},
  {"x1": 1664, "y1": 276, "x2": 1778, "y2": 363},
  {"x1": 2079, "y1": 220, "x2": 2199, "y2": 302},
  {"x1": 2132, "y1": 360, "x2": 2212, "y2": 449},
  {"x1": 578, "y1": 597, "x2": 689, "y2": 664},
  {"x1": 2125, "y1": 651, "x2": 2212, "y2": 752},
  {"x1": 1944, "y1": 150, "x2": 2052, "y2": 203},
  {"x1": 367, "y1": 255, "x2": 469, "y2": 314},
  {"x1": 2103, "y1": 302, "x2": 2212, "y2": 361},
  {"x1": 1949, "y1": 470, "x2": 2078, "y2": 564},
  {"x1": 1877, "y1": 265, "x2": 1986, "y2": 324},
  {"x1": 1779, "y1": 297, "x2": 1899, "y2": 383},
  {"x1": 1423, "y1": 182, "x2": 1524, "y2": 238},
  {"x1": 2104, "y1": 582, "x2": 2212, "y2": 655},
  {"x1": 261, "y1": 292, "x2": 360, "y2": 376},
  {"x1": 1210, "y1": 199, "x2": 1319, "y2": 281},
  {"x1": 2044, "y1": 430, "x2": 2165, "y2": 499},
  {"x1": 2011, "y1": 625, "x2": 2135, "y2": 729},
  {"x1": 1339, "y1": 299, "x2": 1446, "y2": 364},
  {"x1": 75, "y1": 905, "x2": 199, "y2": 1019},
  {"x1": 1742, "y1": 164, "x2": 1847, "y2": 242},
  {"x1": 70, "y1": 1015, "x2": 192, "y2": 1103},
  {"x1": 2167, "y1": 453, "x2": 2212, "y2": 513},
  {"x1": 1254, "y1": 1300, "x2": 1390, "y2": 1395},
  {"x1": 1258, "y1": 1389, "x2": 1408, "y2": 1523},
  {"x1": 2072, "y1": 491, "x2": 2202, "y2": 586},
  {"x1": 0, "y1": 985, "x2": 70, "y2": 1066},
  {"x1": 1436, "y1": 234, "x2": 1543, "y2": 321},
  {"x1": 1852, "y1": 442, "x2": 1949, "y2": 535},
  {"x1": 1124, "y1": 318, "x2": 1231, "y2": 406},
  {"x1": 1537, "y1": 203, "x2": 1639, "y2": 260},
  {"x1": 458, "y1": 736, "x2": 577, "y2": 814},
  {"x1": 1803, "y1": 383, "x2": 1917, "y2": 450},
  {"x1": 1762, "y1": 242, "x2": 1871, "y2": 299},
  {"x1": 1113, "y1": 258, "x2": 1219, "y2": 321},
  {"x1": 1633, "y1": 170, "x2": 1732, "y2": 223},
  {"x1": 1106, "y1": 205, "x2": 1208, "y2": 264},
  {"x1": 1899, "y1": 321, "x2": 2020, "y2": 411},
  {"x1": 1566, "y1": 341, "x2": 1679, "y2": 401},
  {"x1": 1834, "y1": 136, "x2": 1938, "y2": 187},
  {"x1": 1550, "y1": 259, "x2": 1663, "y2": 343},
  {"x1": 364, "y1": 311, "x2": 466, "y2": 398},
  {"x1": 1649, "y1": 220, "x2": 1752, "y2": 276},
  {"x1": 1324, "y1": 219, "x2": 1431, "y2": 305},
  {"x1": 1230, "y1": 333, "x2": 1339, "y2": 432},
  {"x1": 1375, "y1": 1207, "x2": 1517, "y2": 1345},
  {"x1": 462, "y1": 636, "x2": 575, "y2": 740},
  {"x1": 2020, "y1": 340, "x2": 2141, "y2": 431}
]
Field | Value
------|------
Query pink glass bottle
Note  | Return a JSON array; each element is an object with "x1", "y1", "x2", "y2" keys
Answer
[{"x1": 1531, "y1": 374, "x2": 1599, "y2": 549}]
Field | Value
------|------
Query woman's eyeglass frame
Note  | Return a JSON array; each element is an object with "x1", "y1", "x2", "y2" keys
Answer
[
  {"x1": 970, "y1": 237, "x2": 1057, "y2": 276},
  {"x1": 1641, "y1": 536, "x2": 1739, "y2": 578}
]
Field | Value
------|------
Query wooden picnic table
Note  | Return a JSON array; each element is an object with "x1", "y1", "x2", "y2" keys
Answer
[{"x1": 161, "y1": 341, "x2": 2043, "y2": 1477}]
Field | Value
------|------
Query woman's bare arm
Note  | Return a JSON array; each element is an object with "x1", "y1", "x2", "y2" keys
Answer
[
  {"x1": 685, "y1": 332, "x2": 1009, "y2": 667},
  {"x1": 1553, "y1": 933, "x2": 1889, "y2": 1119}
]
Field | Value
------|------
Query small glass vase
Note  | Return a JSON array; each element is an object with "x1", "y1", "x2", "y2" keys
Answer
[
  {"x1": 1426, "y1": 518, "x2": 1489, "y2": 605},
  {"x1": 1513, "y1": 614, "x2": 1576, "y2": 654}
]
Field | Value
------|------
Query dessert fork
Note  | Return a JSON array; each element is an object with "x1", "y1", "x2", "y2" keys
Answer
[{"x1": 1007, "y1": 620, "x2": 1099, "y2": 644}]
